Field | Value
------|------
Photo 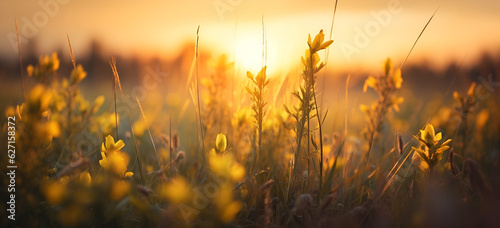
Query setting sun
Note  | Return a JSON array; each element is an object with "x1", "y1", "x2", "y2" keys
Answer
[
  {"x1": 234, "y1": 35, "x2": 264, "y2": 73},
  {"x1": 230, "y1": 27, "x2": 293, "y2": 77}
]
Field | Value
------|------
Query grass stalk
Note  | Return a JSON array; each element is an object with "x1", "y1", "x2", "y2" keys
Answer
[
  {"x1": 15, "y1": 17, "x2": 25, "y2": 101},
  {"x1": 401, "y1": 8, "x2": 438, "y2": 69},
  {"x1": 195, "y1": 26, "x2": 206, "y2": 161},
  {"x1": 169, "y1": 115, "x2": 172, "y2": 163},
  {"x1": 109, "y1": 58, "x2": 145, "y2": 185},
  {"x1": 66, "y1": 35, "x2": 77, "y2": 137},
  {"x1": 136, "y1": 97, "x2": 162, "y2": 170},
  {"x1": 320, "y1": 0, "x2": 339, "y2": 106},
  {"x1": 308, "y1": 48, "x2": 324, "y2": 202}
]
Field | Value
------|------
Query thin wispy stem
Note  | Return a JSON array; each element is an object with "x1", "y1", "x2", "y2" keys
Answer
[
  {"x1": 109, "y1": 58, "x2": 145, "y2": 185},
  {"x1": 136, "y1": 97, "x2": 161, "y2": 170},
  {"x1": 401, "y1": 8, "x2": 438, "y2": 69},
  {"x1": 320, "y1": 0, "x2": 339, "y2": 106},
  {"x1": 15, "y1": 17, "x2": 25, "y2": 101},
  {"x1": 67, "y1": 34, "x2": 76, "y2": 69},
  {"x1": 113, "y1": 76, "x2": 119, "y2": 139},
  {"x1": 169, "y1": 114, "x2": 172, "y2": 171},
  {"x1": 195, "y1": 25, "x2": 206, "y2": 161},
  {"x1": 66, "y1": 35, "x2": 77, "y2": 136}
]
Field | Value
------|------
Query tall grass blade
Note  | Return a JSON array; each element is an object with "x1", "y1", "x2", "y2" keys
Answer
[
  {"x1": 401, "y1": 8, "x2": 439, "y2": 69},
  {"x1": 109, "y1": 58, "x2": 145, "y2": 185},
  {"x1": 15, "y1": 17, "x2": 25, "y2": 101},
  {"x1": 136, "y1": 97, "x2": 162, "y2": 170}
]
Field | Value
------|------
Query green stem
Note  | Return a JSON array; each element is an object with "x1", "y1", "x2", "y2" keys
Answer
[{"x1": 309, "y1": 50, "x2": 325, "y2": 203}]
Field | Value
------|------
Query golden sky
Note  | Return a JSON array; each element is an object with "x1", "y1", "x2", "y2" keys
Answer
[{"x1": 1, "y1": 0, "x2": 499, "y2": 73}]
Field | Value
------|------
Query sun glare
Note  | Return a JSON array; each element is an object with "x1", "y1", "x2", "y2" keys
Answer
[{"x1": 234, "y1": 36, "x2": 265, "y2": 74}]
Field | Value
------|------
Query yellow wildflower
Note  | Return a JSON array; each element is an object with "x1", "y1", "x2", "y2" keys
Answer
[
  {"x1": 475, "y1": 109, "x2": 489, "y2": 131},
  {"x1": 363, "y1": 76, "x2": 378, "y2": 92},
  {"x1": 412, "y1": 124, "x2": 452, "y2": 172},
  {"x1": 247, "y1": 66, "x2": 269, "y2": 88},
  {"x1": 307, "y1": 29, "x2": 333, "y2": 53},
  {"x1": 231, "y1": 107, "x2": 251, "y2": 128},
  {"x1": 70, "y1": 64, "x2": 87, "y2": 85},
  {"x1": 391, "y1": 68, "x2": 403, "y2": 89},
  {"x1": 92, "y1": 113, "x2": 118, "y2": 135},
  {"x1": 35, "y1": 120, "x2": 61, "y2": 142},
  {"x1": 26, "y1": 64, "x2": 34, "y2": 77},
  {"x1": 214, "y1": 185, "x2": 242, "y2": 224},
  {"x1": 26, "y1": 52, "x2": 60, "y2": 82},
  {"x1": 467, "y1": 82, "x2": 476, "y2": 97},
  {"x1": 110, "y1": 180, "x2": 130, "y2": 200},
  {"x1": 133, "y1": 119, "x2": 147, "y2": 137},
  {"x1": 157, "y1": 176, "x2": 192, "y2": 204},
  {"x1": 391, "y1": 96, "x2": 404, "y2": 112},
  {"x1": 27, "y1": 84, "x2": 53, "y2": 115},
  {"x1": 79, "y1": 171, "x2": 92, "y2": 186},
  {"x1": 301, "y1": 50, "x2": 321, "y2": 69},
  {"x1": 91, "y1": 95, "x2": 105, "y2": 114},
  {"x1": 42, "y1": 177, "x2": 68, "y2": 205},
  {"x1": 216, "y1": 133, "x2": 227, "y2": 152},
  {"x1": 99, "y1": 135, "x2": 133, "y2": 178},
  {"x1": 99, "y1": 152, "x2": 132, "y2": 178},
  {"x1": 101, "y1": 135, "x2": 125, "y2": 154},
  {"x1": 230, "y1": 162, "x2": 245, "y2": 182},
  {"x1": 208, "y1": 150, "x2": 245, "y2": 182},
  {"x1": 50, "y1": 52, "x2": 60, "y2": 71},
  {"x1": 419, "y1": 124, "x2": 442, "y2": 146},
  {"x1": 412, "y1": 151, "x2": 430, "y2": 173},
  {"x1": 220, "y1": 201, "x2": 243, "y2": 224}
]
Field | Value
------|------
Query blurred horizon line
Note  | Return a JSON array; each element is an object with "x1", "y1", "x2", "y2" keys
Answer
[{"x1": 2, "y1": 36, "x2": 500, "y2": 74}]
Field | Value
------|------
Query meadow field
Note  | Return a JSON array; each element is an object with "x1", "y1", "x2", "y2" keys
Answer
[{"x1": 1, "y1": 1, "x2": 500, "y2": 227}]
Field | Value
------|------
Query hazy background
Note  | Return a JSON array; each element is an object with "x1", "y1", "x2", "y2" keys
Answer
[{"x1": 1, "y1": 0, "x2": 500, "y2": 74}]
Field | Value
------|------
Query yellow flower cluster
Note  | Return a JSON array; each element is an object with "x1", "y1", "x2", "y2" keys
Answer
[
  {"x1": 453, "y1": 82, "x2": 478, "y2": 121},
  {"x1": 301, "y1": 30, "x2": 333, "y2": 74},
  {"x1": 307, "y1": 29, "x2": 333, "y2": 53},
  {"x1": 155, "y1": 134, "x2": 244, "y2": 224},
  {"x1": 209, "y1": 134, "x2": 245, "y2": 183},
  {"x1": 35, "y1": 120, "x2": 61, "y2": 143},
  {"x1": 209, "y1": 133, "x2": 245, "y2": 223},
  {"x1": 157, "y1": 176, "x2": 192, "y2": 204},
  {"x1": 245, "y1": 67, "x2": 270, "y2": 125},
  {"x1": 215, "y1": 133, "x2": 227, "y2": 153},
  {"x1": 70, "y1": 64, "x2": 87, "y2": 85},
  {"x1": 208, "y1": 151, "x2": 245, "y2": 183},
  {"x1": 90, "y1": 113, "x2": 117, "y2": 135},
  {"x1": 42, "y1": 177, "x2": 68, "y2": 205},
  {"x1": 214, "y1": 185, "x2": 243, "y2": 224},
  {"x1": 412, "y1": 124, "x2": 452, "y2": 172},
  {"x1": 246, "y1": 66, "x2": 269, "y2": 91},
  {"x1": 362, "y1": 58, "x2": 404, "y2": 112},
  {"x1": 25, "y1": 84, "x2": 53, "y2": 118},
  {"x1": 26, "y1": 52, "x2": 60, "y2": 83},
  {"x1": 99, "y1": 135, "x2": 134, "y2": 178},
  {"x1": 231, "y1": 107, "x2": 252, "y2": 128}
]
